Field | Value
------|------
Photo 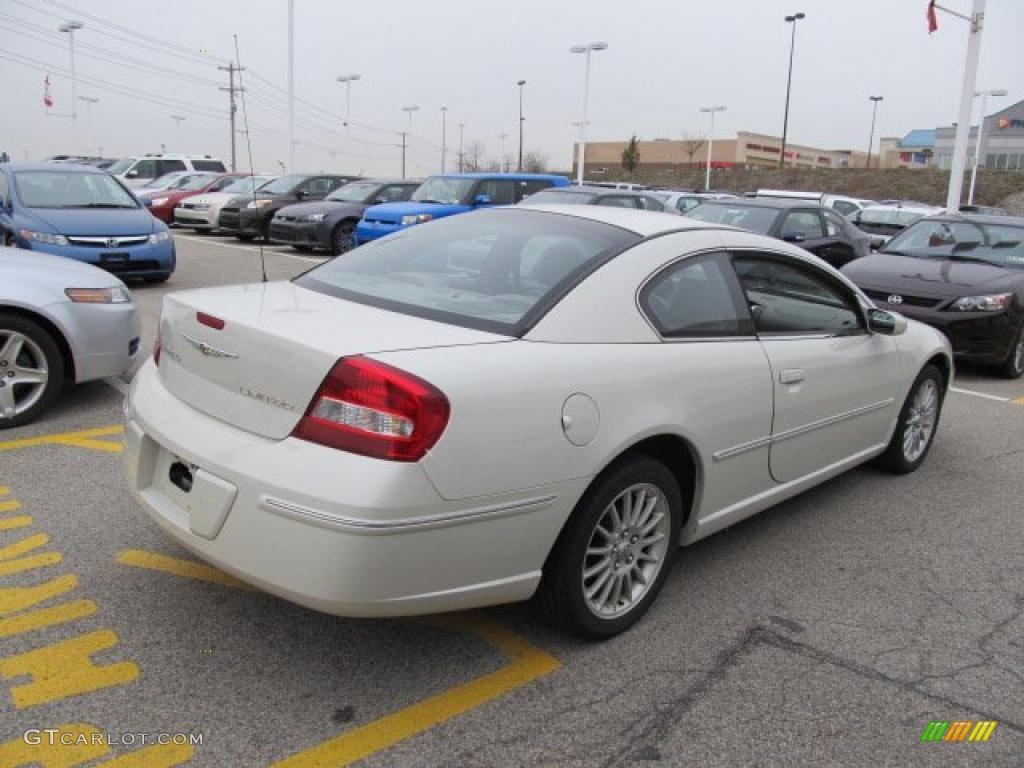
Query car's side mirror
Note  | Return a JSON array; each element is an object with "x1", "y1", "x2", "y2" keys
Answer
[
  {"x1": 867, "y1": 308, "x2": 907, "y2": 336},
  {"x1": 125, "y1": 169, "x2": 139, "y2": 179},
  {"x1": 295, "y1": 190, "x2": 305, "y2": 200},
  {"x1": 374, "y1": 196, "x2": 389, "y2": 204},
  {"x1": 140, "y1": 197, "x2": 153, "y2": 208},
  {"x1": 474, "y1": 194, "x2": 492, "y2": 206},
  {"x1": 782, "y1": 231, "x2": 806, "y2": 243}
]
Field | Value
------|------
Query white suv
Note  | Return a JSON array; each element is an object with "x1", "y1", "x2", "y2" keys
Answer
[{"x1": 108, "y1": 155, "x2": 227, "y2": 188}]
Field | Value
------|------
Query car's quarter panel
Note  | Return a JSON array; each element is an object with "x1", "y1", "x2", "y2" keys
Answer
[
  {"x1": 125, "y1": 361, "x2": 588, "y2": 615},
  {"x1": 156, "y1": 281, "x2": 508, "y2": 439}
]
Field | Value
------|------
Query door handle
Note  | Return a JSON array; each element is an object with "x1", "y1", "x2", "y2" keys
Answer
[{"x1": 779, "y1": 368, "x2": 805, "y2": 385}]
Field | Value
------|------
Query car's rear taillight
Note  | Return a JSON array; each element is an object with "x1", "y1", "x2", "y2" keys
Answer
[{"x1": 292, "y1": 357, "x2": 450, "y2": 462}]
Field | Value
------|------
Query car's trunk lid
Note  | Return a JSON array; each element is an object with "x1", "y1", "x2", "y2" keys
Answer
[{"x1": 157, "y1": 281, "x2": 507, "y2": 439}]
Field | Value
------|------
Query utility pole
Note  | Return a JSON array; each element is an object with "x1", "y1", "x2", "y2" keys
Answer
[
  {"x1": 399, "y1": 132, "x2": 407, "y2": 179},
  {"x1": 287, "y1": 0, "x2": 295, "y2": 171},
  {"x1": 458, "y1": 123, "x2": 465, "y2": 173},
  {"x1": 59, "y1": 20, "x2": 83, "y2": 148},
  {"x1": 866, "y1": 95, "x2": 883, "y2": 169},
  {"x1": 944, "y1": 0, "x2": 986, "y2": 213},
  {"x1": 219, "y1": 62, "x2": 246, "y2": 172},
  {"x1": 440, "y1": 106, "x2": 448, "y2": 172},
  {"x1": 78, "y1": 95, "x2": 99, "y2": 155},
  {"x1": 517, "y1": 80, "x2": 526, "y2": 172},
  {"x1": 499, "y1": 133, "x2": 509, "y2": 172}
]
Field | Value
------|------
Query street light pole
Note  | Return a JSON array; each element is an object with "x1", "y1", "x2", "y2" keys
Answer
[
  {"x1": 517, "y1": 80, "x2": 526, "y2": 171},
  {"x1": 571, "y1": 41, "x2": 609, "y2": 185},
  {"x1": 441, "y1": 106, "x2": 448, "y2": 173},
  {"x1": 968, "y1": 87, "x2": 1007, "y2": 204},
  {"x1": 170, "y1": 114, "x2": 186, "y2": 150},
  {"x1": 287, "y1": 0, "x2": 294, "y2": 171},
  {"x1": 336, "y1": 74, "x2": 361, "y2": 127},
  {"x1": 400, "y1": 106, "x2": 419, "y2": 179},
  {"x1": 779, "y1": 12, "x2": 805, "y2": 169},
  {"x1": 945, "y1": 0, "x2": 987, "y2": 213},
  {"x1": 699, "y1": 105, "x2": 726, "y2": 191},
  {"x1": 866, "y1": 95, "x2": 883, "y2": 168},
  {"x1": 458, "y1": 123, "x2": 465, "y2": 173},
  {"x1": 499, "y1": 133, "x2": 508, "y2": 172},
  {"x1": 59, "y1": 20, "x2": 83, "y2": 146}
]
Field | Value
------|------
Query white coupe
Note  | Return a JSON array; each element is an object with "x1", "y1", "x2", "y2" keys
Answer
[{"x1": 124, "y1": 205, "x2": 952, "y2": 638}]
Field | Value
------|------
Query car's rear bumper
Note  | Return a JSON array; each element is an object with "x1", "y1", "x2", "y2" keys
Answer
[{"x1": 123, "y1": 361, "x2": 581, "y2": 617}]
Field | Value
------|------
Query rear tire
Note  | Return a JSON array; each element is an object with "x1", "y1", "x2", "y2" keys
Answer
[
  {"x1": 236, "y1": 234, "x2": 255, "y2": 242},
  {"x1": 537, "y1": 455, "x2": 682, "y2": 639},
  {"x1": 291, "y1": 245, "x2": 314, "y2": 253},
  {"x1": 0, "y1": 313, "x2": 65, "y2": 429},
  {"x1": 874, "y1": 364, "x2": 944, "y2": 474},
  {"x1": 996, "y1": 324, "x2": 1024, "y2": 379}
]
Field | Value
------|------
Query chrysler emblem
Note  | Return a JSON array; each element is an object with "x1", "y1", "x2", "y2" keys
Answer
[
  {"x1": 887, "y1": 294, "x2": 903, "y2": 305},
  {"x1": 106, "y1": 237, "x2": 119, "y2": 247},
  {"x1": 181, "y1": 333, "x2": 238, "y2": 358}
]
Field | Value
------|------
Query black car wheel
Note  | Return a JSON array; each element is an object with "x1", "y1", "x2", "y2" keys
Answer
[
  {"x1": 874, "y1": 364, "x2": 944, "y2": 474},
  {"x1": 0, "y1": 313, "x2": 65, "y2": 429},
  {"x1": 236, "y1": 234, "x2": 255, "y2": 242},
  {"x1": 331, "y1": 221, "x2": 356, "y2": 255},
  {"x1": 997, "y1": 324, "x2": 1024, "y2": 379},
  {"x1": 537, "y1": 455, "x2": 682, "y2": 639},
  {"x1": 291, "y1": 245, "x2": 314, "y2": 253}
]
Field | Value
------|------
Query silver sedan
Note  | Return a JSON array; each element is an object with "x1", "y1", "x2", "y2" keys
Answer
[{"x1": 1, "y1": 247, "x2": 140, "y2": 427}]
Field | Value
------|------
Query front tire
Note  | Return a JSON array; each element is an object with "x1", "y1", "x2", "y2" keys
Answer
[
  {"x1": 996, "y1": 324, "x2": 1024, "y2": 379},
  {"x1": 0, "y1": 313, "x2": 65, "y2": 429},
  {"x1": 330, "y1": 221, "x2": 356, "y2": 255},
  {"x1": 537, "y1": 455, "x2": 682, "y2": 639},
  {"x1": 874, "y1": 364, "x2": 944, "y2": 474}
]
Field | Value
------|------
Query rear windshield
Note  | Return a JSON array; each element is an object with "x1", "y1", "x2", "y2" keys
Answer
[
  {"x1": 14, "y1": 171, "x2": 138, "y2": 209},
  {"x1": 524, "y1": 189, "x2": 595, "y2": 205},
  {"x1": 295, "y1": 208, "x2": 639, "y2": 335},
  {"x1": 191, "y1": 160, "x2": 226, "y2": 172},
  {"x1": 685, "y1": 203, "x2": 778, "y2": 235}
]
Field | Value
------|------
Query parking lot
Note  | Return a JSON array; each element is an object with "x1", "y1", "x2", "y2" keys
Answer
[{"x1": 2, "y1": 231, "x2": 1024, "y2": 767}]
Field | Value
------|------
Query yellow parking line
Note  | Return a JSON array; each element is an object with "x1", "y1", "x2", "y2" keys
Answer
[
  {"x1": 1013, "y1": 396, "x2": 1024, "y2": 406},
  {"x1": 272, "y1": 613, "x2": 560, "y2": 768},
  {"x1": 116, "y1": 550, "x2": 561, "y2": 767},
  {"x1": 116, "y1": 549, "x2": 256, "y2": 592},
  {"x1": 0, "y1": 425, "x2": 123, "y2": 453}
]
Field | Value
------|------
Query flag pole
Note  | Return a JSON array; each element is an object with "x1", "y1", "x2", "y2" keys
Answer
[{"x1": 944, "y1": 0, "x2": 986, "y2": 213}]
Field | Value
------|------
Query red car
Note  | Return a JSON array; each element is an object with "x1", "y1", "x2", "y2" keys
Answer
[{"x1": 138, "y1": 173, "x2": 246, "y2": 223}]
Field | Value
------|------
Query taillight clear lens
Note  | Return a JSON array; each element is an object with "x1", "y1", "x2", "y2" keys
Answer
[{"x1": 293, "y1": 357, "x2": 450, "y2": 462}]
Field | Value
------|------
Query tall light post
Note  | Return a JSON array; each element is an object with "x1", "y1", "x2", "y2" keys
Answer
[
  {"x1": 968, "y1": 88, "x2": 1007, "y2": 204},
  {"x1": 58, "y1": 20, "x2": 83, "y2": 144},
  {"x1": 517, "y1": 79, "x2": 526, "y2": 171},
  {"x1": 570, "y1": 41, "x2": 608, "y2": 185},
  {"x1": 866, "y1": 95, "x2": 884, "y2": 168},
  {"x1": 458, "y1": 122, "x2": 466, "y2": 172},
  {"x1": 336, "y1": 74, "x2": 361, "y2": 127},
  {"x1": 440, "y1": 106, "x2": 448, "y2": 172},
  {"x1": 287, "y1": 0, "x2": 294, "y2": 171},
  {"x1": 79, "y1": 95, "x2": 99, "y2": 155},
  {"x1": 170, "y1": 115, "x2": 186, "y2": 150},
  {"x1": 400, "y1": 106, "x2": 419, "y2": 179},
  {"x1": 699, "y1": 105, "x2": 726, "y2": 191},
  {"x1": 779, "y1": 12, "x2": 805, "y2": 169}
]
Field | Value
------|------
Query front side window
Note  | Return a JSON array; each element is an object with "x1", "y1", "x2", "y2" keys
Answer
[
  {"x1": 476, "y1": 179, "x2": 518, "y2": 205},
  {"x1": 295, "y1": 208, "x2": 638, "y2": 335},
  {"x1": 522, "y1": 179, "x2": 556, "y2": 196},
  {"x1": 191, "y1": 160, "x2": 226, "y2": 172},
  {"x1": 597, "y1": 195, "x2": 638, "y2": 209},
  {"x1": 379, "y1": 184, "x2": 417, "y2": 202},
  {"x1": 159, "y1": 160, "x2": 187, "y2": 175},
  {"x1": 259, "y1": 175, "x2": 307, "y2": 195},
  {"x1": 131, "y1": 159, "x2": 160, "y2": 179},
  {"x1": 327, "y1": 181, "x2": 383, "y2": 203},
  {"x1": 781, "y1": 211, "x2": 825, "y2": 239},
  {"x1": 523, "y1": 189, "x2": 593, "y2": 205},
  {"x1": 411, "y1": 177, "x2": 476, "y2": 205},
  {"x1": 832, "y1": 200, "x2": 858, "y2": 216},
  {"x1": 301, "y1": 177, "x2": 333, "y2": 197},
  {"x1": 733, "y1": 255, "x2": 863, "y2": 336},
  {"x1": 641, "y1": 254, "x2": 751, "y2": 337},
  {"x1": 207, "y1": 176, "x2": 239, "y2": 192},
  {"x1": 822, "y1": 210, "x2": 847, "y2": 237},
  {"x1": 220, "y1": 176, "x2": 275, "y2": 195},
  {"x1": 676, "y1": 196, "x2": 702, "y2": 213},
  {"x1": 638, "y1": 196, "x2": 666, "y2": 212},
  {"x1": 14, "y1": 171, "x2": 138, "y2": 209}
]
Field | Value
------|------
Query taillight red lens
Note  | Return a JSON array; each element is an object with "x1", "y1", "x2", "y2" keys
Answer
[
  {"x1": 153, "y1": 329, "x2": 162, "y2": 366},
  {"x1": 293, "y1": 357, "x2": 450, "y2": 462}
]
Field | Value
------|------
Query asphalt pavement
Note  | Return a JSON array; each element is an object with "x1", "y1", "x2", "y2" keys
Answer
[{"x1": 1, "y1": 232, "x2": 1022, "y2": 767}]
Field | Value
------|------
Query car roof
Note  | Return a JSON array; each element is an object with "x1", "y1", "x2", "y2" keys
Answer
[
  {"x1": 431, "y1": 172, "x2": 568, "y2": 181},
  {"x1": 926, "y1": 212, "x2": 1024, "y2": 227},
  {"x1": 516, "y1": 203, "x2": 723, "y2": 236},
  {"x1": 700, "y1": 197, "x2": 821, "y2": 210},
  {"x1": 538, "y1": 186, "x2": 656, "y2": 197},
  {"x1": 1, "y1": 162, "x2": 107, "y2": 173}
]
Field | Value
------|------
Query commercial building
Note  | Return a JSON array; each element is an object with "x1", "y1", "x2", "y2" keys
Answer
[
  {"x1": 879, "y1": 129, "x2": 936, "y2": 169},
  {"x1": 933, "y1": 97, "x2": 1024, "y2": 172},
  {"x1": 574, "y1": 132, "x2": 870, "y2": 178}
]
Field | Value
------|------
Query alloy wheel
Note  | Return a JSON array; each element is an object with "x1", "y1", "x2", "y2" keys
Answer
[
  {"x1": 0, "y1": 330, "x2": 49, "y2": 420},
  {"x1": 582, "y1": 482, "x2": 671, "y2": 619},
  {"x1": 902, "y1": 378, "x2": 938, "y2": 463}
]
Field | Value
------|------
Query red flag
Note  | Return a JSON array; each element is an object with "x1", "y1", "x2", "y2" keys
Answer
[
  {"x1": 43, "y1": 75, "x2": 54, "y2": 108},
  {"x1": 926, "y1": 1, "x2": 938, "y2": 33}
]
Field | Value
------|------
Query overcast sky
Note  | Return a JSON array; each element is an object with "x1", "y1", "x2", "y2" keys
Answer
[{"x1": 1, "y1": 0, "x2": 1021, "y2": 176}]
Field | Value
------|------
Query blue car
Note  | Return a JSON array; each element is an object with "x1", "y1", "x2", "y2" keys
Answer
[
  {"x1": 0, "y1": 163, "x2": 175, "y2": 282},
  {"x1": 355, "y1": 172, "x2": 570, "y2": 244}
]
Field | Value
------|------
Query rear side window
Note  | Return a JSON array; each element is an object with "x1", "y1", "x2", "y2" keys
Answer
[
  {"x1": 295, "y1": 208, "x2": 638, "y2": 335},
  {"x1": 641, "y1": 254, "x2": 751, "y2": 337},
  {"x1": 191, "y1": 160, "x2": 226, "y2": 172},
  {"x1": 832, "y1": 200, "x2": 858, "y2": 216},
  {"x1": 522, "y1": 179, "x2": 556, "y2": 197},
  {"x1": 638, "y1": 196, "x2": 666, "y2": 212},
  {"x1": 781, "y1": 211, "x2": 825, "y2": 239},
  {"x1": 131, "y1": 159, "x2": 160, "y2": 179},
  {"x1": 159, "y1": 159, "x2": 187, "y2": 175},
  {"x1": 476, "y1": 179, "x2": 518, "y2": 205},
  {"x1": 597, "y1": 196, "x2": 638, "y2": 209},
  {"x1": 676, "y1": 197, "x2": 701, "y2": 213}
]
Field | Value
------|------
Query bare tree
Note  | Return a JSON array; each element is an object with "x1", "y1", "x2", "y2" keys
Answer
[
  {"x1": 463, "y1": 140, "x2": 487, "y2": 172},
  {"x1": 521, "y1": 150, "x2": 549, "y2": 173},
  {"x1": 680, "y1": 132, "x2": 707, "y2": 166}
]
